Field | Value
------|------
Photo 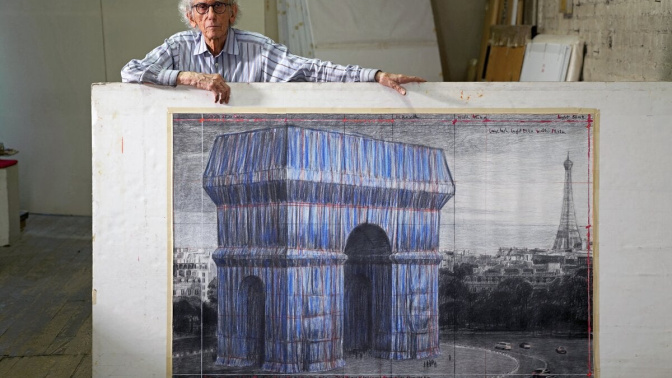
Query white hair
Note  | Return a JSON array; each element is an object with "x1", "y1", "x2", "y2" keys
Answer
[{"x1": 178, "y1": 0, "x2": 239, "y2": 29}]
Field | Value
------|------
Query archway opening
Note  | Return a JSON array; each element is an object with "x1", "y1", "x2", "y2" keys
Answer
[
  {"x1": 344, "y1": 274, "x2": 372, "y2": 352},
  {"x1": 344, "y1": 223, "x2": 392, "y2": 258},
  {"x1": 238, "y1": 276, "x2": 265, "y2": 366},
  {"x1": 344, "y1": 223, "x2": 392, "y2": 354}
]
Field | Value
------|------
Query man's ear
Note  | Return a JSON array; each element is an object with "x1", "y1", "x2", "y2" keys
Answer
[
  {"x1": 229, "y1": 4, "x2": 238, "y2": 24},
  {"x1": 187, "y1": 11, "x2": 197, "y2": 28}
]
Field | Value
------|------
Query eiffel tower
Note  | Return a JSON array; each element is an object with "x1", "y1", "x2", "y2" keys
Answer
[{"x1": 552, "y1": 153, "x2": 583, "y2": 252}]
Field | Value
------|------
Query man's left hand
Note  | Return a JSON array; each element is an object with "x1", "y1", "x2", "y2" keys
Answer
[{"x1": 375, "y1": 72, "x2": 427, "y2": 96}]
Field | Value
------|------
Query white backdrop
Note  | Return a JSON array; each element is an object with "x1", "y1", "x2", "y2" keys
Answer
[
  {"x1": 92, "y1": 82, "x2": 672, "y2": 377},
  {"x1": 0, "y1": 0, "x2": 268, "y2": 215},
  {"x1": 277, "y1": 0, "x2": 443, "y2": 82}
]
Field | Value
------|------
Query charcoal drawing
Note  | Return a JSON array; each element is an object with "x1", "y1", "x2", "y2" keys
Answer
[{"x1": 171, "y1": 112, "x2": 596, "y2": 377}]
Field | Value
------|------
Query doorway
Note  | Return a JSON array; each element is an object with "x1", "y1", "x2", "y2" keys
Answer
[
  {"x1": 238, "y1": 276, "x2": 265, "y2": 366},
  {"x1": 343, "y1": 224, "x2": 392, "y2": 354}
]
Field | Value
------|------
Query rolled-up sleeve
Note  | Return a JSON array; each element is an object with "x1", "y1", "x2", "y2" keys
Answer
[{"x1": 121, "y1": 40, "x2": 181, "y2": 86}]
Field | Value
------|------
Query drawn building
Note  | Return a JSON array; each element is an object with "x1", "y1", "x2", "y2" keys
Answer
[
  {"x1": 552, "y1": 154, "x2": 583, "y2": 251},
  {"x1": 464, "y1": 259, "x2": 562, "y2": 293},
  {"x1": 173, "y1": 248, "x2": 212, "y2": 302},
  {"x1": 203, "y1": 126, "x2": 455, "y2": 373},
  {"x1": 462, "y1": 247, "x2": 591, "y2": 293}
]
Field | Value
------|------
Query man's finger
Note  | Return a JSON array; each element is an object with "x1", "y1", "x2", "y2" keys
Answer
[
  {"x1": 389, "y1": 80, "x2": 406, "y2": 96},
  {"x1": 397, "y1": 75, "x2": 427, "y2": 84}
]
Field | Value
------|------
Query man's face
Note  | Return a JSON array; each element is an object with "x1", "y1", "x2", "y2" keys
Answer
[{"x1": 188, "y1": 1, "x2": 237, "y2": 42}]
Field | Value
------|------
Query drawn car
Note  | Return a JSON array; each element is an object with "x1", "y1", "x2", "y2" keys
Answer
[
  {"x1": 495, "y1": 342, "x2": 512, "y2": 350},
  {"x1": 555, "y1": 346, "x2": 567, "y2": 354},
  {"x1": 531, "y1": 368, "x2": 554, "y2": 377},
  {"x1": 519, "y1": 342, "x2": 531, "y2": 349}
]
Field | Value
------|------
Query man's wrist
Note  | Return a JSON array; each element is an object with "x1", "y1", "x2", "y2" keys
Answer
[
  {"x1": 375, "y1": 71, "x2": 383, "y2": 82},
  {"x1": 177, "y1": 71, "x2": 190, "y2": 85}
]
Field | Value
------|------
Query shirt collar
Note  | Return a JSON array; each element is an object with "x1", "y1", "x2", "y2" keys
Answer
[{"x1": 194, "y1": 28, "x2": 239, "y2": 57}]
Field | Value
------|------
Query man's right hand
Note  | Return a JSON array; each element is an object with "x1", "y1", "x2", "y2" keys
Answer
[{"x1": 177, "y1": 72, "x2": 231, "y2": 104}]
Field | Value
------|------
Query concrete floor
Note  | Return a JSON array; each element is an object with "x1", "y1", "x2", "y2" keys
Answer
[{"x1": 0, "y1": 215, "x2": 91, "y2": 377}]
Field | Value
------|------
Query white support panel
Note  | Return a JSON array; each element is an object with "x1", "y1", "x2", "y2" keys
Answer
[{"x1": 92, "y1": 82, "x2": 672, "y2": 377}]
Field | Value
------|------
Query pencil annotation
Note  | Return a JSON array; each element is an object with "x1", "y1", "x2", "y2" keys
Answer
[{"x1": 488, "y1": 127, "x2": 567, "y2": 134}]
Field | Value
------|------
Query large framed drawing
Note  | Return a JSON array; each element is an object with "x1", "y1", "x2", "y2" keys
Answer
[{"x1": 170, "y1": 110, "x2": 596, "y2": 377}]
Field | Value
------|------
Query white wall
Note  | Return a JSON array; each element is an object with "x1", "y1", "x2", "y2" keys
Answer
[
  {"x1": 0, "y1": 0, "x2": 266, "y2": 215},
  {"x1": 0, "y1": 1, "x2": 105, "y2": 215}
]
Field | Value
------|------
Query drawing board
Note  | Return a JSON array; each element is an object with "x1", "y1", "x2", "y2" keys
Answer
[
  {"x1": 171, "y1": 111, "x2": 595, "y2": 376},
  {"x1": 92, "y1": 82, "x2": 672, "y2": 377}
]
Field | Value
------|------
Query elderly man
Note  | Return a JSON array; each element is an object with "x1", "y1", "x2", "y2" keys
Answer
[{"x1": 122, "y1": 0, "x2": 426, "y2": 104}]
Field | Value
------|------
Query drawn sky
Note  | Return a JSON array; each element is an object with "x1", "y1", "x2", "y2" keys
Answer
[{"x1": 173, "y1": 112, "x2": 594, "y2": 255}]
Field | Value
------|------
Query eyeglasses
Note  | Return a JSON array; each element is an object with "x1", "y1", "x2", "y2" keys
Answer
[{"x1": 192, "y1": 2, "x2": 231, "y2": 15}]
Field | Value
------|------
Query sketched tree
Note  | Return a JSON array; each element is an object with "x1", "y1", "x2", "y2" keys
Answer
[
  {"x1": 529, "y1": 288, "x2": 560, "y2": 333},
  {"x1": 497, "y1": 278, "x2": 533, "y2": 330},
  {"x1": 469, "y1": 291, "x2": 492, "y2": 329},
  {"x1": 438, "y1": 264, "x2": 477, "y2": 329},
  {"x1": 207, "y1": 278, "x2": 218, "y2": 304},
  {"x1": 438, "y1": 268, "x2": 470, "y2": 328},
  {"x1": 479, "y1": 278, "x2": 533, "y2": 330},
  {"x1": 553, "y1": 268, "x2": 592, "y2": 334},
  {"x1": 203, "y1": 278, "x2": 218, "y2": 332},
  {"x1": 487, "y1": 289, "x2": 514, "y2": 328},
  {"x1": 527, "y1": 268, "x2": 592, "y2": 335},
  {"x1": 173, "y1": 298, "x2": 201, "y2": 334}
]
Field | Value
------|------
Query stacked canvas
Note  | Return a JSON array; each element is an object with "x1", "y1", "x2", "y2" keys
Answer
[{"x1": 520, "y1": 34, "x2": 585, "y2": 82}]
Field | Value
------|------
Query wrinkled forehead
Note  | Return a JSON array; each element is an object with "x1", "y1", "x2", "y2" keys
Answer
[{"x1": 191, "y1": 0, "x2": 232, "y2": 4}]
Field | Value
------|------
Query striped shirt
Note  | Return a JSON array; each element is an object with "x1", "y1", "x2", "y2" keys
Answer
[{"x1": 121, "y1": 28, "x2": 379, "y2": 86}]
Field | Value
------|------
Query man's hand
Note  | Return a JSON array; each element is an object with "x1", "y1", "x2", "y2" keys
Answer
[
  {"x1": 177, "y1": 72, "x2": 231, "y2": 104},
  {"x1": 375, "y1": 71, "x2": 426, "y2": 96}
]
